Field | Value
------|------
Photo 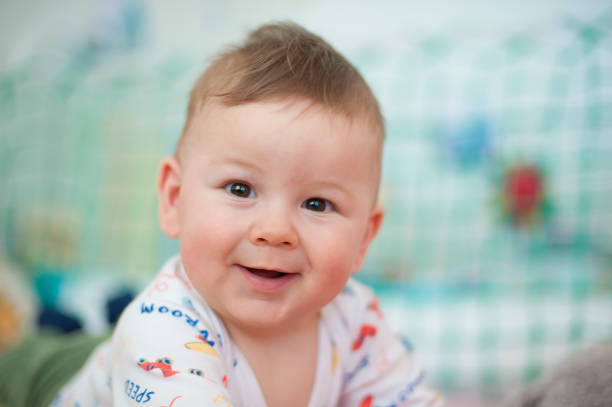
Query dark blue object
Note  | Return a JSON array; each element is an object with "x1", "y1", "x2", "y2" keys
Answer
[
  {"x1": 37, "y1": 307, "x2": 83, "y2": 333},
  {"x1": 105, "y1": 290, "x2": 135, "y2": 325}
]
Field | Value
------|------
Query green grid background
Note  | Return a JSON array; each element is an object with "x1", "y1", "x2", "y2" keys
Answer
[
  {"x1": 358, "y1": 13, "x2": 612, "y2": 396},
  {"x1": 1, "y1": 7, "x2": 611, "y2": 399}
]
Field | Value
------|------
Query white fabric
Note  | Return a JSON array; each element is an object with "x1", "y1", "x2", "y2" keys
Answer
[{"x1": 53, "y1": 255, "x2": 443, "y2": 407}]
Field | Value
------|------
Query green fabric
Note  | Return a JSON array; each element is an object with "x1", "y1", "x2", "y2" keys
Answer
[{"x1": 0, "y1": 331, "x2": 107, "y2": 407}]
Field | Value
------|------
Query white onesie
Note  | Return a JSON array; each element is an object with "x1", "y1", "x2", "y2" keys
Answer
[{"x1": 53, "y1": 256, "x2": 443, "y2": 407}]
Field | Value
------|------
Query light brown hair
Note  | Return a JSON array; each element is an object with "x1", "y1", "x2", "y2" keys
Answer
[{"x1": 175, "y1": 21, "x2": 385, "y2": 158}]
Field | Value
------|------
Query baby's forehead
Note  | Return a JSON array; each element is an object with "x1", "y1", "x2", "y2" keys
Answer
[
  {"x1": 182, "y1": 99, "x2": 383, "y2": 197},
  {"x1": 207, "y1": 101, "x2": 378, "y2": 162}
]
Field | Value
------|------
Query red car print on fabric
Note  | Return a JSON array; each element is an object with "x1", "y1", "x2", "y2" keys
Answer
[{"x1": 137, "y1": 357, "x2": 180, "y2": 377}]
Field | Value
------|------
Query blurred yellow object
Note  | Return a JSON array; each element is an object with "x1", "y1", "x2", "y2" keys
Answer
[
  {"x1": 0, "y1": 297, "x2": 21, "y2": 351},
  {"x1": 0, "y1": 255, "x2": 37, "y2": 353}
]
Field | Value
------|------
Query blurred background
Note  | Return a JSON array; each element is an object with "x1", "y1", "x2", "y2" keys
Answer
[{"x1": 1, "y1": 0, "x2": 611, "y2": 405}]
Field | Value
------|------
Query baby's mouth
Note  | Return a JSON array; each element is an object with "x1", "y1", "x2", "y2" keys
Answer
[
  {"x1": 243, "y1": 266, "x2": 288, "y2": 279},
  {"x1": 237, "y1": 264, "x2": 296, "y2": 292}
]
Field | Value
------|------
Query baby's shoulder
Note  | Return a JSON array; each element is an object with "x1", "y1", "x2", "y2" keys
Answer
[
  {"x1": 139, "y1": 255, "x2": 197, "y2": 302},
  {"x1": 113, "y1": 256, "x2": 224, "y2": 348},
  {"x1": 322, "y1": 278, "x2": 382, "y2": 337},
  {"x1": 330, "y1": 278, "x2": 379, "y2": 313}
]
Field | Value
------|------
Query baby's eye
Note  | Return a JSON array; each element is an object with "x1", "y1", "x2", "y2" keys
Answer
[
  {"x1": 225, "y1": 182, "x2": 255, "y2": 198},
  {"x1": 302, "y1": 198, "x2": 333, "y2": 213}
]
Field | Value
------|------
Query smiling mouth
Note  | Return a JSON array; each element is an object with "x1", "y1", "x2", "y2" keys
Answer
[
  {"x1": 237, "y1": 264, "x2": 296, "y2": 292},
  {"x1": 244, "y1": 267, "x2": 288, "y2": 279}
]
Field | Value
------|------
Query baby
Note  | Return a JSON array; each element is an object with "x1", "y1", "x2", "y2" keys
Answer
[{"x1": 52, "y1": 22, "x2": 443, "y2": 407}]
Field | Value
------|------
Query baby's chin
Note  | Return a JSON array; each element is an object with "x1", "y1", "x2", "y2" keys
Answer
[{"x1": 215, "y1": 299, "x2": 321, "y2": 338}]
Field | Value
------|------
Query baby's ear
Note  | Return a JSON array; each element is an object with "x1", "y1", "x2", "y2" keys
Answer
[
  {"x1": 352, "y1": 205, "x2": 384, "y2": 273},
  {"x1": 157, "y1": 156, "x2": 182, "y2": 238}
]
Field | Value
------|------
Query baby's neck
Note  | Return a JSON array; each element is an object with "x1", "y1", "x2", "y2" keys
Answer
[{"x1": 226, "y1": 313, "x2": 320, "y2": 407}]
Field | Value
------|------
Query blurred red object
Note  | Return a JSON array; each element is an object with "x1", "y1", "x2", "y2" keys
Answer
[{"x1": 503, "y1": 164, "x2": 544, "y2": 226}]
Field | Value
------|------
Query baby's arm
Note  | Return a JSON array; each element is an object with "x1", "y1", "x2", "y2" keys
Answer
[{"x1": 110, "y1": 298, "x2": 232, "y2": 407}]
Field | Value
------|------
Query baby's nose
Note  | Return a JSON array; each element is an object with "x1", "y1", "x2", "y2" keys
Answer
[{"x1": 248, "y1": 215, "x2": 298, "y2": 249}]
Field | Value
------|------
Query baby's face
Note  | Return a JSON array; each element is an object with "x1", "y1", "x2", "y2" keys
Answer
[{"x1": 163, "y1": 99, "x2": 383, "y2": 333}]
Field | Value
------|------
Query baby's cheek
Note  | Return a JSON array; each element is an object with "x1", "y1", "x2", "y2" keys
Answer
[
  {"x1": 184, "y1": 207, "x2": 235, "y2": 244},
  {"x1": 317, "y1": 243, "x2": 356, "y2": 283}
]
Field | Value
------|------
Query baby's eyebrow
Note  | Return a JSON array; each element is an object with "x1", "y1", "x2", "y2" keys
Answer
[
  {"x1": 213, "y1": 156, "x2": 263, "y2": 174},
  {"x1": 307, "y1": 180, "x2": 352, "y2": 199}
]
